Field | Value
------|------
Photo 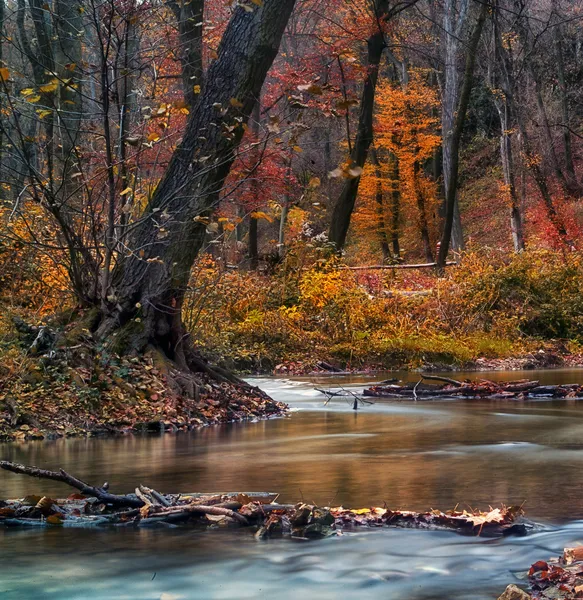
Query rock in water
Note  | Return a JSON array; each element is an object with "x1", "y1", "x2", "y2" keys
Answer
[{"x1": 496, "y1": 584, "x2": 531, "y2": 600}]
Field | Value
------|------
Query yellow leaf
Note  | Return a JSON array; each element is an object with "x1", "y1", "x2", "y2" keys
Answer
[
  {"x1": 20, "y1": 88, "x2": 35, "y2": 97},
  {"x1": 26, "y1": 95, "x2": 41, "y2": 103},
  {"x1": 250, "y1": 211, "x2": 274, "y2": 223},
  {"x1": 39, "y1": 82, "x2": 58, "y2": 93},
  {"x1": 36, "y1": 109, "x2": 52, "y2": 119},
  {"x1": 230, "y1": 98, "x2": 244, "y2": 109},
  {"x1": 120, "y1": 187, "x2": 133, "y2": 196},
  {"x1": 147, "y1": 132, "x2": 160, "y2": 142},
  {"x1": 193, "y1": 85, "x2": 201, "y2": 94}
]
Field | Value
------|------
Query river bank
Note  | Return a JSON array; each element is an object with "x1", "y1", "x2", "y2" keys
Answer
[{"x1": 269, "y1": 347, "x2": 583, "y2": 376}]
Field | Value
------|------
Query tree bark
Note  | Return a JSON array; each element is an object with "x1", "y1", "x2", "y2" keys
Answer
[
  {"x1": 97, "y1": 0, "x2": 297, "y2": 366},
  {"x1": 552, "y1": 5, "x2": 581, "y2": 196},
  {"x1": 491, "y1": 7, "x2": 525, "y2": 252},
  {"x1": 412, "y1": 152, "x2": 434, "y2": 263},
  {"x1": 388, "y1": 147, "x2": 401, "y2": 258},
  {"x1": 441, "y1": 0, "x2": 470, "y2": 254},
  {"x1": 437, "y1": 0, "x2": 488, "y2": 271},
  {"x1": 248, "y1": 100, "x2": 261, "y2": 270},
  {"x1": 328, "y1": 0, "x2": 389, "y2": 250},
  {"x1": 496, "y1": 4, "x2": 569, "y2": 243},
  {"x1": 167, "y1": 0, "x2": 205, "y2": 105},
  {"x1": 371, "y1": 147, "x2": 391, "y2": 261}
]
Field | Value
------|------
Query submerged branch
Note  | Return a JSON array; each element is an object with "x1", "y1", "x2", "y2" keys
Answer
[{"x1": 0, "y1": 462, "x2": 531, "y2": 538}]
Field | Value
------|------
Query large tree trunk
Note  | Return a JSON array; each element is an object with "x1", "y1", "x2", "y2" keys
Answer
[
  {"x1": 436, "y1": 0, "x2": 488, "y2": 271},
  {"x1": 96, "y1": 0, "x2": 297, "y2": 371},
  {"x1": 328, "y1": 0, "x2": 389, "y2": 250}
]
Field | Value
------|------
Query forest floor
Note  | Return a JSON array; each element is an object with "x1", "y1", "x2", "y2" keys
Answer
[{"x1": 0, "y1": 310, "x2": 286, "y2": 442}]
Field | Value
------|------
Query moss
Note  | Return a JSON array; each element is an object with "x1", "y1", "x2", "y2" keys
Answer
[{"x1": 109, "y1": 318, "x2": 146, "y2": 355}]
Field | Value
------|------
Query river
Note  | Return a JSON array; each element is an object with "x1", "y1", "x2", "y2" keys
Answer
[{"x1": 2, "y1": 369, "x2": 583, "y2": 599}]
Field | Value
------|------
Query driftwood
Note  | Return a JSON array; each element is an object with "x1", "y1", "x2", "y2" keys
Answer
[
  {"x1": 363, "y1": 378, "x2": 583, "y2": 401},
  {"x1": 0, "y1": 461, "x2": 530, "y2": 538},
  {"x1": 339, "y1": 261, "x2": 457, "y2": 270},
  {"x1": 0, "y1": 461, "x2": 143, "y2": 507}
]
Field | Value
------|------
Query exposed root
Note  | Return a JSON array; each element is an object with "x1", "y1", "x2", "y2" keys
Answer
[{"x1": 0, "y1": 313, "x2": 286, "y2": 441}]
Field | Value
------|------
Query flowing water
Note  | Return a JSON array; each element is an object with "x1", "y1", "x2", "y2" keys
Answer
[{"x1": 3, "y1": 369, "x2": 583, "y2": 599}]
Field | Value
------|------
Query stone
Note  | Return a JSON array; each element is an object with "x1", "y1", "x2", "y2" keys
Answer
[{"x1": 497, "y1": 584, "x2": 531, "y2": 600}]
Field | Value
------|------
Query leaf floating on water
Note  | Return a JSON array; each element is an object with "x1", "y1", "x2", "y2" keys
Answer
[{"x1": 46, "y1": 514, "x2": 63, "y2": 525}]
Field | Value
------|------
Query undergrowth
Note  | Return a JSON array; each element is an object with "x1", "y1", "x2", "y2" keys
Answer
[{"x1": 185, "y1": 248, "x2": 583, "y2": 372}]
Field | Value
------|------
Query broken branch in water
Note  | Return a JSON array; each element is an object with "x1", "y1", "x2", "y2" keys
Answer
[
  {"x1": 0, "y1": 460, "x2": 143, "y2": 507},
  {"x1": 363, "y1": 379, "x2": 583, "y2": 401},
  {"x1": 0, "y1": 461, "x2": 531, "y2": 539}
]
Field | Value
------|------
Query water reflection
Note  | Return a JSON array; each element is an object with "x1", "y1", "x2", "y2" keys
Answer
[{"x1": 2, "y1": 371, "x2": 583, "y2": 598}]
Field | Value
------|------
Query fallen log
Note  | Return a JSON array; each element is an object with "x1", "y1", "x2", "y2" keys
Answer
[
  {"x1": 339, "y1": 261, "x2": 457, "y2": 270},
  {"x1": 361, "y1": 379, "x2": 583, "y2": 401},
  {"x1": 0, "y1": 462, "x2": 531, "y2": 539}
]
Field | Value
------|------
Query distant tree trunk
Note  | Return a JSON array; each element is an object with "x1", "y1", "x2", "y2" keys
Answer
[
  {"x1": 412, "y1": 149, "x2": 434, "y2": 263},
  {"x1": 553, "y1": 9, "x2": 581, "y2": 196},
  {"x1": 388, "y1": 148, "x2": 401, "y2": 258},
  {"x1": 16, "y1": 0, "x2": 97, "y2": 302},
  {"x1": 0, "y1": 0, "x2": 4, "y2": 198},
  {"x1": 328, "y1": 0, "x2": 389, "y2": 250},
  {"x1": 498, "y1": 102, "x2": 525, "y2": 252},
  {"x1": 97, "y1": 0, "x2": 297, "y2": 370},
  {"x1": 516, "y1": 1, "x2": 579, "y2": 199},
  {"x1": 248, "y1": 101, "x2": 261, "y2": 270},
  {"x1": 116, "y1": 5, "x2": 140, "y2": 229},
  {"x1": 441, "y1": 0, "x2": 469, "y2": 254},
  {"x1": 497, "y1": 4, "x2": 569, "y2": 243},
  {"x1": 248, "y1": 215, "x2": 259, "y2": 269},
  {"x1": 532, "y1": 76, "x2": 575, "y2": 198},
  {"x1": 370, "y1": 147, "x2": 391, "y2": 261},
  {"x1": 491, "y1": 9, "x2": 525, "y2": 252},
  {"x1": 167, "y1": 0, "x2": 205, "y2": 105},
  {"x1": 437, "y1": 0, "x2": 488, "y2": 271},
  {"x1": 278, "y1": 155, "x2": 293, "y2": 258},
  {"x1": 54, "y1": 0, "x2": 84, "y2": 203}
]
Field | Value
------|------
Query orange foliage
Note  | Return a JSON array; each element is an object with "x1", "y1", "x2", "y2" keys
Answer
[{"x1": 352, "y1": 69, "x2": 441, "y2": 261}]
